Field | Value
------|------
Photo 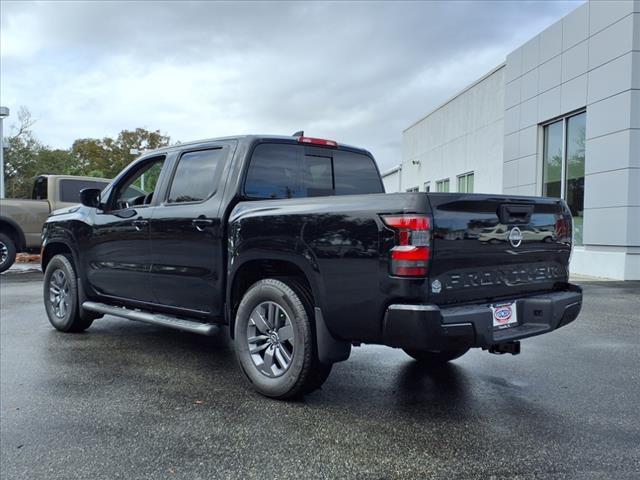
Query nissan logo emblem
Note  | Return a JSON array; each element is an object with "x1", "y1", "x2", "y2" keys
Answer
[{"x1": 509, "y1": 227, "x2": 523, "y2": 248}]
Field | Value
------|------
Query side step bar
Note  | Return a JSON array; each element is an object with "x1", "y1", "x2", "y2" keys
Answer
[{"x1": 82, "y1": 301, "x2": 220, "y2": 336}]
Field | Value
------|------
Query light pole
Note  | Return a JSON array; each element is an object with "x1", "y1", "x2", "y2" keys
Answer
[{"x1": 0, "y1": 106, "x2": 9, "y2": 199}]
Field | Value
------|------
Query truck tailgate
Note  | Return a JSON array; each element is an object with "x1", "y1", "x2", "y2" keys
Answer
[{"x1": 427, "y1": 193, "x2": 572, "y2": 305}]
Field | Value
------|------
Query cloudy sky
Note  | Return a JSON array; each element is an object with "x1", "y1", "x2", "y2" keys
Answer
[{"x1": 1, "y1": 0, "x2": 582, "y2": 170}]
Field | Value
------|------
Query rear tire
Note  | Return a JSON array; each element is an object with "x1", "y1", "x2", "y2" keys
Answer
[
  {"x1": 43, "y1": 254, "x2": 93, "y2": 333},
  {"x1": 0, "y1": 233, "x2": 17, "y2": 273},
  {"x1": 234, "y1": 278, "x2": 332, "y2": 399},
  {"x1": 403, "y1": 348, "x2": 469, "y2": 364}
]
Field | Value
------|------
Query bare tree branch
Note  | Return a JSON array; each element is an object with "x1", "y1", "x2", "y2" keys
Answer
[{"x1": 10, "y1": 106, "x2": 37, "y2": 141}]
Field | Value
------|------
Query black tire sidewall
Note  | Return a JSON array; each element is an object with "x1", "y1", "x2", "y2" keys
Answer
[
  {"x1": 0, "y1": 233, "x2": 17, "y2": 273},
  {"x1": 43, "y1": 255, "x2": 81, "y2": 332},
  {"x1": 234, "y1": 279, "x2": 312, "y2": 398}
]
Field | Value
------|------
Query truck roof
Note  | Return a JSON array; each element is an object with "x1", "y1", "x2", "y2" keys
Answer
[
  {"x1": 140, "y1": 134, "x2": 373, "y2": 158},
  {"x1": 37, "y1": 174, "x2": 111, "y2": 183}
]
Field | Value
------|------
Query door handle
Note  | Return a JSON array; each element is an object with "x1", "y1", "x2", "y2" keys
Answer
[
  {"x1": 132, "y1": 219, "x2": 149, "y2": 231},
  {"x1": 192, "y1": 218, "x2": 213, "y2": 232}
]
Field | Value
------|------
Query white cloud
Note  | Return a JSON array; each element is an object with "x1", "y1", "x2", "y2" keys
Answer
[{"x1": 1, "y1": 0, "x2": 583, "y2": 169}]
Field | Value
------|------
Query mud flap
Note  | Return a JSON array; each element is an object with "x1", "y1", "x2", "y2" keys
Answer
[{"x1": 314, "y1": 307, "x2": 351, "y2": 364}]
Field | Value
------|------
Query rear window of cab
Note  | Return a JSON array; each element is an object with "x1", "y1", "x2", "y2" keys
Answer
[{"x1": 244, "y1": 143, "x2": 383, "y2": 199}]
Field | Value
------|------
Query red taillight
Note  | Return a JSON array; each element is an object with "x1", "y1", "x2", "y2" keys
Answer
[
  {"x1": 555, "y1": 216, "x2": 572, "y2": 243},
  {"x1": 391, "y1": 246, "x2": 430, "y2": 261},
  {"x1": 381, "y1": 215, "x2": 430, "y2": 231},
  {"x1": 297, "y1": 136, "x2": 338, "y2": 148},
  {"x1": 382, "y1": 215, "x2": 431, "y2": 277}
]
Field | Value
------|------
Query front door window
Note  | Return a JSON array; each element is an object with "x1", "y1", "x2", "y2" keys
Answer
[{"x1": 111, "y1": 157, "x2": 165, "y2": 210}]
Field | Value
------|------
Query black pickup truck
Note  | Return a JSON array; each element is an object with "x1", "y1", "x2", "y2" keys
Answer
[{"x1": 41, "y1": 134, "x2": 582, "y2": 399}]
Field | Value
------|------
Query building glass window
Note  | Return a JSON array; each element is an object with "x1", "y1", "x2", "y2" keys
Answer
[
  {"x1": 542, "y1": 121, "x2": 563, "y2": 198},
  {"x1": 436, "y1": 179, "x2": 450, "y2": 192},
  {"x1": 542, "y1": 111, "x2": 585, "y2": 245},
  {"x1": 565, "y1": 113, "x2": 585, "y2": 246},
  {"x1": 424, "y1": 181, "x2": 430, "y2": 192},
  {"x1": 406, "y1": 186, "x2": 418, "y2": 192},
  {"x1": 457, "y1": 172, "x2": 474, "y2": 193}
]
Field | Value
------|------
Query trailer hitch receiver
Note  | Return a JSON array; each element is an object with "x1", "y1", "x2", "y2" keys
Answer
[{"x1": 489, "y1": 341, "x2": 521, "y2": 355}]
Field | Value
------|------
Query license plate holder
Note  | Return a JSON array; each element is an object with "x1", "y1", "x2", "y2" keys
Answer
[{"x1": 491, "y1": 301, "x2": 518, "y2": 330}]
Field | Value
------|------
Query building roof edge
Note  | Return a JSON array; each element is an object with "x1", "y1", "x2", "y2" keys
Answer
[
  {"x1": 381, "y1": 165, "x2": 402, "y2": 177},
  {"x1": 403, "y1": 62, "x2": 506, "y2": 133}
]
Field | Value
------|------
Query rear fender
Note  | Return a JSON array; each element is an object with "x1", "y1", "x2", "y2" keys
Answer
[
  {"x1": 227, "y1": 251, "x2": 326, "y2": 318},
  {"x1": 0, "y1": 216, "x2": 27, "y2": 251},
  {"x1": 227, "y1": 252, "x2": 350, "y2": 363}
]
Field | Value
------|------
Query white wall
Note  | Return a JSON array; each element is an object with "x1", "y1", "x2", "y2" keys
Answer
[
  {"x1": 398, "y1": 0, "x2": 638, "y2": 279},
  {"x1": 382, "y1": 168, "x2": 401, "y2": 193},
  {"x1": 401, "y1": 65, "x2": 505, "y2": 194},
  {"x1": 503, "y1": 0, "x2": 640, "y2": 279}
]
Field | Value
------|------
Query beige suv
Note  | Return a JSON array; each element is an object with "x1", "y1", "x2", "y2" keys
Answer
[{"x1": 0, "y1": 175, "x2": 110, "y2": 272}]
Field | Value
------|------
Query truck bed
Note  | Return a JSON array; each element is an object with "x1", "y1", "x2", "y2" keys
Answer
[{"x1": 229, "y1": 190, "x2": 572, "y2": 343}]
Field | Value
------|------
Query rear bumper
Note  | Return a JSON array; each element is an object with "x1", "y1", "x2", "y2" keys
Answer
[{"x1": 381, "y1": 284, "x2": 582, "y2": 350}]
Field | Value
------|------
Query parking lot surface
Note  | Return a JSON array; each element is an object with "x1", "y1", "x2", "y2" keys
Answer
[{"x1": 1, "y1": 273, "x2": 639, "y2": 479}]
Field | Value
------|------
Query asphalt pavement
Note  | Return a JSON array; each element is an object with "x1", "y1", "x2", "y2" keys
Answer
[{"x1": 1, "y1": 272, "x2": 639, "y2": 479}]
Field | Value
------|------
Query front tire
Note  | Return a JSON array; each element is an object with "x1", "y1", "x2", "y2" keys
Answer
[
  {"x1": 0, "y1": 233, "x2": 17, "y2": 273},
  {"x1": 234, "y1": 278, "x2": 332, "y2": 399},
  {"x1": 43, "y1": 254, "x2": 93, "y2": 333},
  {"x1": 403, "y1": 348, "x2": 469, "y2": 364}
]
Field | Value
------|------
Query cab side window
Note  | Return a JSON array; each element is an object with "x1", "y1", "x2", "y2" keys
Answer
[
  {"x1": 167, "y1": 148, "x2": 226, "y2": 203},
  {"x1": 59, "y1": 179, "x2": 109, "y2": 203}
]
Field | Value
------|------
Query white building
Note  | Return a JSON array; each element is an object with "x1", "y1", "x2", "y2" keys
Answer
[
  {"x1": 381, "y1": 165, "x2": 402, "y2": 192},
  {"x1": 386, "y1": 0, "x2": 640, "y2": 280}
]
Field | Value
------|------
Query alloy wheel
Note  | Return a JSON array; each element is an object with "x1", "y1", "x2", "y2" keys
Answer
[
  {"x1": 49, "y1": 269, "x2": 70, "y2": 318},
  {"x1": 0, "y1": 241, "x2": 7, "y2": 265},
  {"x1": 246, "y1": 301, "x2": 295, "y2": 378}
]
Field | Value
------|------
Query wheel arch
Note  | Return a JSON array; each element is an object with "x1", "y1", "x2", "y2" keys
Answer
[
  {"x1": 227, "y1": 254, "x2": 322, "y2": 338},
  {"x1": 41, "y1": 239, "x2": 78, "y2": 272},
  {"x1": 0, "y1": 216, "x2": 27, "y2": 252},
  {"x1": 227, "y1": 254, "x2": 351, "y2": 363}
]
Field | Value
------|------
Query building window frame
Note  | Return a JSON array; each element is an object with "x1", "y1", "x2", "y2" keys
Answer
[
  {"x1": 540, "y1": 108, "x2": 586, "y2": 245},
  {"x1": 435, "y1": 178, "x2": 450, "y2": 192},
  {"x1": 457, "y1": 171, "x2": 474, "y2": 193},
  {"x1": 540, "y1": 108, "x2": 586, "y2": 199}
]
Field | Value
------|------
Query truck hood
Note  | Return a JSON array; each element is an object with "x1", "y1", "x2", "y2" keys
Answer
[{"x1": 50, "y1": 204, "x2": 82, "y2": 216}]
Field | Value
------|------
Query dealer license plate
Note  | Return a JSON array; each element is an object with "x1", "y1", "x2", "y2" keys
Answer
[{"x1": 491, "y1": 302, "x2": 518, "y2": 329}]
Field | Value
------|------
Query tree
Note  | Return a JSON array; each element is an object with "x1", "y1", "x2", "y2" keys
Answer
[
  {"x1": 1, "y1": 106, "x2": 172, "y2": 198},
  {"x1": 3, "y1": 107, "x2": 43, "y2": 198},
  {"x1": 69, "y1": 138, "x2": 112, "y2": 178},
  {"x1": 2, "y1": 107, "x2": 81, "y2": 198},
  {"x1": 36, "y1": 149, "x2": 80, "y2": 176},
  {"x1": 71, "y1": 128, "x2": 170, "y2": 178}
]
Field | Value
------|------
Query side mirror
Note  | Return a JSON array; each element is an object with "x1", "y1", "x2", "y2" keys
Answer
[{"x1": 80, "y1": 188, "x2": 102, "y2": 208}]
